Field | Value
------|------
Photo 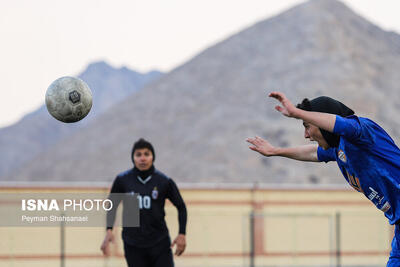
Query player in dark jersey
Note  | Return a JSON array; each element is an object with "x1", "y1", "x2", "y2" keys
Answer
[
  {"x1": 247, "y1": 91, "x2": 400, "y2": 267},
  {"x1": 100, "y1": 138, "x2": 187, "y2": 267}
]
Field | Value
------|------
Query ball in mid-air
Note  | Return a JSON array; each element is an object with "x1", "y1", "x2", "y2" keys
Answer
[{"x1": 45, "y1": 76, "x2": 92, "y2": 123}]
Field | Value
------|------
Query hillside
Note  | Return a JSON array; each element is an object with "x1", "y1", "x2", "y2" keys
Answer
[
  {"x1": 0, "y1": 62, "x2": 162, "y2": 178},
  {"x1": 8, "y1": 0, "x2": 400, "y2": 184}
]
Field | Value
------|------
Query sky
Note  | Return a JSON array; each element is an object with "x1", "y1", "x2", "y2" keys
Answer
[{"x1": 1, "y1": 0, "x2": 400, "y2": 128}]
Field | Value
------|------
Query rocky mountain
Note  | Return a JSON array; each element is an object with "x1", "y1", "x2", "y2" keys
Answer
[
  {"x1": 0, "y1": 62, "x2": 162, "y2": 178},
  {"x1": 7, "y1": 0, "x2": 400, "y2": 184}
]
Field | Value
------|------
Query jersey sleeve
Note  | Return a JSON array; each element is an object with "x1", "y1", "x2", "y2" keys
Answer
[
  {"x1": 166, "y1": 179, "x2": 187, "y2": 235},
  {"x1": 317, "y1": 146, "x2": 336, "y2": 163},
  {"x1": 333, "y1": 115, "x2": 376, "y2": 146},
  {"x1": 333, "y1": 115, "x2": 362, "y2": 141},
  {"x1": 106, "y1": 177, "x2": 123, "y2": 230}
]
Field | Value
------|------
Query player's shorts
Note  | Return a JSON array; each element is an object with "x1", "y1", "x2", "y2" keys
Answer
[
  {"x1": 388, "y1": 224, "x2": 400, "y2": 266},
  {"x1": 123, "y1": 236, "x2": 174, "y2": 267}
]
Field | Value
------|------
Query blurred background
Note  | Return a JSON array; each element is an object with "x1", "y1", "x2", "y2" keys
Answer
[
  {"x1": 0, "y1": 183, "x2": 391, "y2": 267},
  {"x1": 1, "y1": 0, "x2": 400, "y2": 266}
]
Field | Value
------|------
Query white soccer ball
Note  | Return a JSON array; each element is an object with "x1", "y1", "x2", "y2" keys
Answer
[{"x1": 45, "y1": 76, "x2": 93, "y2": 123}]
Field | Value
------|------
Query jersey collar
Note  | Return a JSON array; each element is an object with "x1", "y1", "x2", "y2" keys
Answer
[{"x1": 137, "y1": 175, "x2": 152, "y2": 184}]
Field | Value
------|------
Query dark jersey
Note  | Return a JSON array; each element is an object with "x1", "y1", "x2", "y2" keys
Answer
[{"x1": 107, "y1": 168, "x2": 187, "y2": 248}]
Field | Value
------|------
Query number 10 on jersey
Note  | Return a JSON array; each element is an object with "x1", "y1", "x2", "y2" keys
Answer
[{"x1": 137, "y1": 195, "x2": 151, "y2": 209}]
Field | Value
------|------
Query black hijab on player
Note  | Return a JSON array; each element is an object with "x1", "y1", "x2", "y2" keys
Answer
[
  {"x1": 131, "y1": 138, "x2": 156, "y2": 178},
  {"x1": 131, "y1": 138, "x2": 156, "y2": 162},
  {"x1": 108, "y1": 138, "x2": 187, "y2": 247},
  {"x1": 296, "y1": 96, "x2": 354, "y2": 148}
]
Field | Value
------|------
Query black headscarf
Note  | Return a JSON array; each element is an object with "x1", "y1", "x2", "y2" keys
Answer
[
  {"x1": 296, "y1": 96, "x2": 354, "y2": 148},
  {"x1": 131, "y1": 138, "x2": 156, "y2": 178},
  {"x1": 131, "y1": 138, "x2": 156, "y2": 163}
]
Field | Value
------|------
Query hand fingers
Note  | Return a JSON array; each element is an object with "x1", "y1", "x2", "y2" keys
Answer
[
  {"x1": 246, "y1": 138, "x2": 256, "y2": 144},
  {"x1": 268, "y1": 91, "x2": 277, "y2": 97},
  {"x1": 102, "y1": 249, "x2": 108, "y2": 256},
  {"x1": 170, "y1": 240, "x2": 176, "y2": 248},
  {"x1": 269, "y1": 92, "x2": 283, "y2": 101},
  {"x1": 247, "y1": 136, "x2": 263, "y2": 143},
  {"x1": 249, "y1": 146, "x2": 258, "y2": 151},
  {"x1": 100, "y1": 244, "x2": 109, "y2": 256},
  {"x1": 175, "y1": 245, "x2": 185, "y2": 256},
  {"x1": 275, "y1": 105, "x2": 284, "y2": 113},
  {"x1": 246, "y1": 138, "x2": 259, "y2": 146}
]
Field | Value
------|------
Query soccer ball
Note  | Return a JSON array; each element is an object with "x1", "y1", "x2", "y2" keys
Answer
[{"x1": 45, "y1": 76, "x2": 93, "y2": 123}]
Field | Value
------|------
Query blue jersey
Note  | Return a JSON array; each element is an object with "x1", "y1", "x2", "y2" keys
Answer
[{"x1": 318, "y1": 115, "x2": 400, "y2": 225}]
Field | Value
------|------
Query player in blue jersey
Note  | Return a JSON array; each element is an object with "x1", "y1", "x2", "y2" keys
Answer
[
  {"x1": 100, "y1": 138, "x2": 187, "y2": 267},
  {"x1": 246, "y1": 91, "x2": 400, "y2": 267}
]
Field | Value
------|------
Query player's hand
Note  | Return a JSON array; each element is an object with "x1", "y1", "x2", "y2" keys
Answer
[
  {"x1": 171, "y1": 234, "x2": 186, "y2": 256},
  {"x1": 269, "y1": 91, "x2": 298, "y2": 118},
  {"x1": 246, "y1": 136, "x2": 277, "y2": 157},
  {"x1": 100, "y1": 230, "x2": 115, "y2": 256}
]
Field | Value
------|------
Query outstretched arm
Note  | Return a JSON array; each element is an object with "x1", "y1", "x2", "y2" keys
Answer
[
  {"x1": 246, "y1": 136, "x2": 319, "y2": 162},
  {"x1": 269, "y1": 92, "x2": 336, "y2": 133}
]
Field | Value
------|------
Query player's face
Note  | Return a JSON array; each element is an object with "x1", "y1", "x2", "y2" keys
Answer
[
  {"x1": 303, "y1": 121, "x2": 329, "y2": 149},
  {"x1": 133, "y1": 148, "x2": 153, "y2": 171}
]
